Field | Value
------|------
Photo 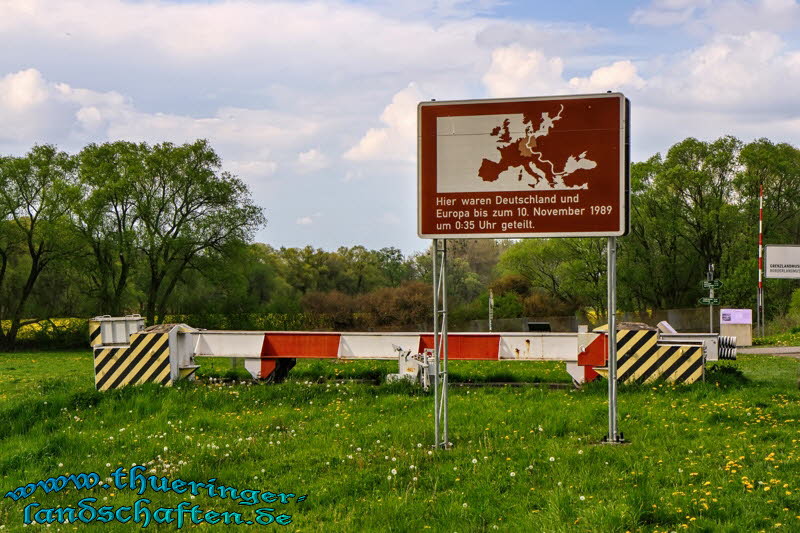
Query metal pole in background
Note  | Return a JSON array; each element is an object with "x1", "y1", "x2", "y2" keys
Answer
[
  {"x1": 488, "y1": 289, "x2": 494, "y2": 332},
  {"x1": 440, "y1": 240, "x2": 449, "y2": 448},
  {"x1": 708, "y1": 263, "x2": 715, "y2": 334},
  {"x1": 606, "y1": 236, "x2": 620, "y2": 443},
  {"x1": 758, "y1": 184, "x2": 764, "y2": 337},
  {"x1": 432, "y1": 239, "x2": 449, "y2": 449},
  {"x1": 431, "y1": 240, "x2": 440, "y2": 448}
]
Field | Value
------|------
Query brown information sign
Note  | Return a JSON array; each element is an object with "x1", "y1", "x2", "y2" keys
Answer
[{"x1": 418, "y1": 93, "x2": 629, "y2": 238}]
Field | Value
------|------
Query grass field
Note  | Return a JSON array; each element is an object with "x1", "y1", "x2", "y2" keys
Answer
[{"x1": 1, "y1": 350, "x2": 799, "y2": 532}]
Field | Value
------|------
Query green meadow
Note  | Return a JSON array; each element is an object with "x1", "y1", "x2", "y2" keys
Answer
[{"x1": 1, "y1": 351, "x2": 799, "y2": 532}]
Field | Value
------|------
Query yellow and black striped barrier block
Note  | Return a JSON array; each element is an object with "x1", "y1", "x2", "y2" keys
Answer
[
  {"x1": 89, "y1": 320, "x2": 102, "y2": 347},
  {"x1": 597, "y1": 329, "x2": 705, "y2": 384},
  {"x1": 93, "y1": 332, "x2": 171, "y2": 391}
]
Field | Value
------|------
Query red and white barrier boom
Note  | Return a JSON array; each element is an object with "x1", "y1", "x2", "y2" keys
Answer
[{"x1": 88, "y1": 316, "x2": 733, "y2": 391}]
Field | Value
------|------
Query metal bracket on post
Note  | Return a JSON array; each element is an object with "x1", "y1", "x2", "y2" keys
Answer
[
  {"x1": 432, "y1": 239, "x2": 450, "y2": 449},
  {"x1": 602, "y1": 236, "x2": 625, "y2": 444}
]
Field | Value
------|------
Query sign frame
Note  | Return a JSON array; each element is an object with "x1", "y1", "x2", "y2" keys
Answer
[
  {"x1": 417, "y1": 92, "x2": 630, "y2": 240},
  {"x1": 764, "y1": 244, "x2": 800, "y2": 279}
]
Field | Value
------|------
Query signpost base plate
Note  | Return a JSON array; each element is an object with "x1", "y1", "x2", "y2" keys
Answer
[{"x1": 600, "y1": 433, "x2": 629, "y2": 445}]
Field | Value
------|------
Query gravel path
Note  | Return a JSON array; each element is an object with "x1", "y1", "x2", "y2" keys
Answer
[{"x1": 737, "y1": 346, "x2": 800, "y2": 358}]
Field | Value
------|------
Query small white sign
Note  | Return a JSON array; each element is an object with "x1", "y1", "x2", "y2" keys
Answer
[
  {"x1": 765, "y1": 245, "x2": 800, "y2": 279},
  {"x1": 720, "y1": 309, "x2": 752, "y2": 325}
]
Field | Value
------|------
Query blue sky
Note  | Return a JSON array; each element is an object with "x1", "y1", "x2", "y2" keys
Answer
[{"x1": 1, "y1": 0, "x2": 799, "y2": 254}]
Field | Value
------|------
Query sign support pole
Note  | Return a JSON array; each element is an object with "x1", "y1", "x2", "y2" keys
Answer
[
  {"x1": 708, "y1": 263, "x2": 715, "y2": 334},
  {"x1": 758, "y1": 184, "x2": 764, "y2": 337},
  {"x1": 604, "y1": 236, "x2": 621, "y2": 443},
  {"x1": 432, "y1": 239, "x2": 449, "y2": 449},
  {"x1": 488, "y1": 289, "x2": 494, "y2": 332}
]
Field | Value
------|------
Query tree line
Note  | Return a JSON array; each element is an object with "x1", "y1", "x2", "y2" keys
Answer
[
  {"x1": 0, "y1": 140, "x2": 263, "y2": 350},
  {"x1": 1, "y1": 136, "x2": 798, "y2": 350}
]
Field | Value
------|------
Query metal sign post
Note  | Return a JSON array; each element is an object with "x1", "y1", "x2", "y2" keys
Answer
[
  {"x1": 708, "y1": 264, "x2": 715, "y2": 333},
  {"x1": 432, "y1": 239, "x2": 449, "y2": 449},
  {"x1": 604, "y1": 236, "x2": 621, "y2": 443},
  {"x1": 488, "y1": 289, "x2": 494, "y2": 333}
]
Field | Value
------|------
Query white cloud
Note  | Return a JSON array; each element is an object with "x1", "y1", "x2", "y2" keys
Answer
[
  {"x1": 0, "y1": 68, "x2": 321, "y2": 183},
  {"x1": 631, "y1": 0, "x2": 800, "y2": 34},
  {"x1": 297, "y1": 148, "x2": 329, "y2": 173},
  {"x1": 0, "y1": 69, "x2": 49, "y2": 111},
  {"x1": 0, "y1": 0, "x2": 489, "y2": 82},
  {"x1": 295, "y1": 212, "x2": 323, "y2": 225},
  {"x1": 646, "y1": 31, "x2": 800, "y2": 113},
  {"x1": 630, "y1": 0, "x2": 711, "y2": 26},
  {"x1": 343, "y1": 83, "x2": 426, "y2": 162},
  {"x1": 482, "y1": 46, "x2": 647, "y2": 98},
  {"x1": 568, "y1": 61, "x2": 646, "y2": 92},
  {"x1": 482, "y1": 46, "x2": 567, "y2": 98}
]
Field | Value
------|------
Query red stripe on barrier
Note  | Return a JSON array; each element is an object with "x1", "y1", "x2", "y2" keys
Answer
[
  {"x1": 577, "y1": 334, "x2": 607, "y2": 367},
  {"x1": 261, "y1": 333, "x2": 341, "y2": 358},
  {"x1": 418, "y1": 334, "x2": 500, "y2": 360},
  {"x1": 261, "y1": 358, "x2": 278, "y2": 378}
]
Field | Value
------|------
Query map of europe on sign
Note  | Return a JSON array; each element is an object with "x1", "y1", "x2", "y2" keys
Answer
[
  {"x1": 436, "y1": 106, "x2": 596, "y2": 192},
  {"x1": 418, "y1": 93, "x2": 629, "y2": 238}
]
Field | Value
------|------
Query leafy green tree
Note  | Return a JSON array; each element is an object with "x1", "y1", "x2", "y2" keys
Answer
[
  {"x1": 74, "y1": 141, "x2": 146, "y2": 315},
  {"x1": 0, "y1": 145, "x2": 80, "y2": 349},
  {"x1": 376, "y1": 246, "x2": 412, "y2": 287},
  {"x1": 135, "y1": 140, "x2": 265, "y2": 324},
  {"x1": 655, "y1": 136, "x2": 743, "y2": 278},
  {"x1": 619, "y1": 155, "x2": 699, "y2": 309}
]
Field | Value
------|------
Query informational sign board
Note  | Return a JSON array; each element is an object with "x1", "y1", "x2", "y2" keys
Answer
[
  {"x1": 764, "y1": 245, "x2": 800, "y2": 279},
  {"x1": 720, "y1": 309, "x2": 752, "y2": 325},
  {"x1": 418, "y1": 93, "x2": 630, "y2": 239}
]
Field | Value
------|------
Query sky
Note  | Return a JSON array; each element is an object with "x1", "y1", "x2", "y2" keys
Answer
[{"x1": 1, "y1": 0, "x2": 799, "y2": 254}]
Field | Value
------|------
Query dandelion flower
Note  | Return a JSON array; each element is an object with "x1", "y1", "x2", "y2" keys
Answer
[{"x1": 510, "y1": 472, "x2": 516, "y2": 477}]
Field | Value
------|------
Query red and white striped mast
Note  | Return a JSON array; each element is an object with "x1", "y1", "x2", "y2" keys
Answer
[{"x1": 758, "y1": 183, "x2": 764, "y2": 336}]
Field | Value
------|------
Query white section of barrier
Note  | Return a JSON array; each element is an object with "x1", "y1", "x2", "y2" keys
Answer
[
  {"x1": 565, "y1": 362, "x2": 585, "y2": 385},
  {"x1": 338, "y1": 333, "x2": 420, "y2": 359},
  {"x1": 192, "y1": 331, "x2": 265, "y2": 358},
  {"x1": 244, "y1": 359, "x2": 263, "y2": 379},
  {"x1": 498, "y1": 333, "x2": 579, "y2": 361}
]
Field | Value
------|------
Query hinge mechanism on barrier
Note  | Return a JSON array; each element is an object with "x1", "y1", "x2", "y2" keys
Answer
[{"x1": 386, "y1": 345, "x2": 434, "y2": 390}]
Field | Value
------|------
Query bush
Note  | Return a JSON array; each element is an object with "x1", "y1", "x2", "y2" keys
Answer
[
  {"x1": 3, "y1": 318, "x2": 88, "y2": 351},
  {"x1": 164, "y1": 313, "x2": 334, "y2": 331}
]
